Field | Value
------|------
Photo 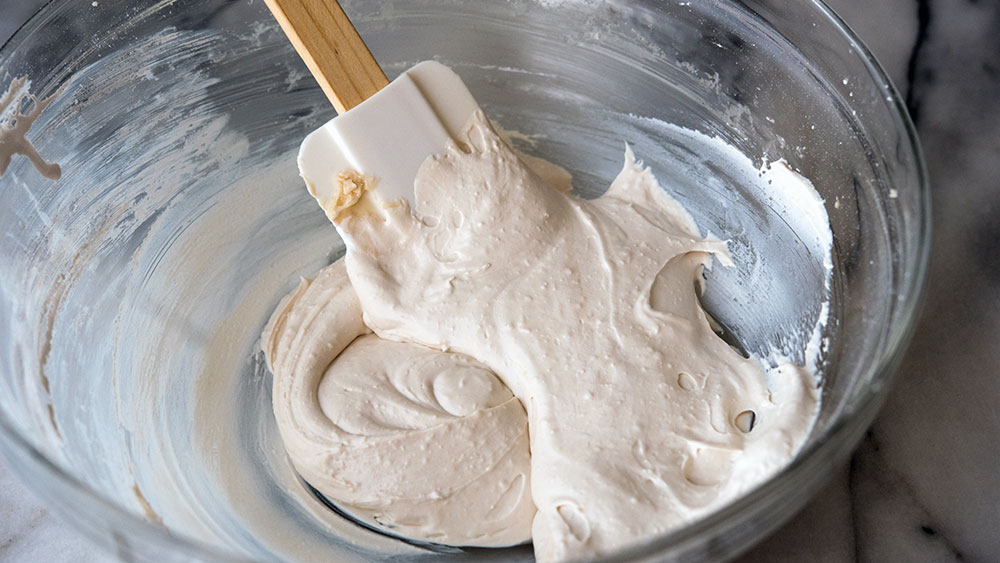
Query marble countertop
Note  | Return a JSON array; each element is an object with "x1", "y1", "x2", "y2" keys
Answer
[{"x1": 2, "y1": 0, "x2": 998, "y2": 561}]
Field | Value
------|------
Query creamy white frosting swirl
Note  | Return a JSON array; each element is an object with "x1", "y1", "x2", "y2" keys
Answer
[
  {"x1": 267, "y1": 112, "x2": 820, "y2": 560},
  {"x1": 262, "y1": 260, "x2": 534, "y2": 547}
]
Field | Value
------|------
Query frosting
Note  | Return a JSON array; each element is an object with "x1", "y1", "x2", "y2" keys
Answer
[
  {"x1": 262, "y1": 261, "x2": 534, "y2": 547},
  {"x1": 0, "y1": 77, "x2": 61, "y2": 180},
  {"x1": 265, "y1": 111, "x2": 819, "y2": 560}
]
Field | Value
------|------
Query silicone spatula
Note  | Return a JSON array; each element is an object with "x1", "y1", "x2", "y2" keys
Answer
[{"x1": 263, "y1": 0, "x2": 480, "y2": 214}]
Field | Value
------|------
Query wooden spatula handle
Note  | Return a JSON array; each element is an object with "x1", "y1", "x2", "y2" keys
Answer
[{"x1": 264, "y1": 0, "x2": 390, "y2": 114}]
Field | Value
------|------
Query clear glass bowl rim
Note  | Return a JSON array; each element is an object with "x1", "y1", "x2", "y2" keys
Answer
[{"x1": 0, "y1": 0, "x2": 932, "y2": 561}]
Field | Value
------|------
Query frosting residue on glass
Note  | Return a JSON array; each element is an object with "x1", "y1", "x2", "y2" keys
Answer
[{"x1": 0, "y1": 76, "x2": 61, "y2": 180}]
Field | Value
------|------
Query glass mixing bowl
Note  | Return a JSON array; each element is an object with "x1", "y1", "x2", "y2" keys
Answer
[{"x1": 0, "y1": 0, "x2": 929, "y2": 561}]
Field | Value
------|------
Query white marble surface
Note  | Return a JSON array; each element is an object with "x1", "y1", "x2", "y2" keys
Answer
[{"x1": 2, "y1": 0, "x2": 999, "y2": 561}]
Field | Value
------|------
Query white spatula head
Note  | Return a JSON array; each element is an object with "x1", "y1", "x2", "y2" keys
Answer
[{"x1": 298, "y1": 61, "x2": 480, "y2": 219}]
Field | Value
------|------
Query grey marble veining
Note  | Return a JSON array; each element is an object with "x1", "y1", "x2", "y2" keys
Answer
[
  {"x1": 2, "y1": 0, "x2": 999, "y2": 561},
  {"x1": 746, "y1": 0, "x2": 1000, "y2": 561}
]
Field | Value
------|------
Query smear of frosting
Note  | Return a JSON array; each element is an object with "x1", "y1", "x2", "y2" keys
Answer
[
  {"x1": 0, "y1": 76, "x2": 61, "y2": 180},
  {"x1": 267, "y1": 111, "x2": 821, "y2": 561}
]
